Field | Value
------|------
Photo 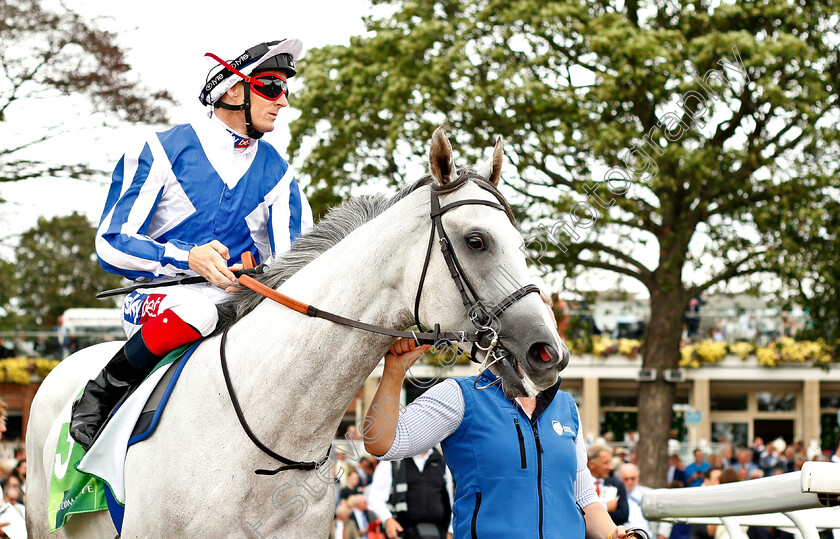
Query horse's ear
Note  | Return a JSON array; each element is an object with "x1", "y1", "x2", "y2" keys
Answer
[
  {"x1": 476, "y1": 136, "x2": 504, "y2": 186},
  {"x1": 429, "y1": 126, "x2": 455, "y2": 185}
]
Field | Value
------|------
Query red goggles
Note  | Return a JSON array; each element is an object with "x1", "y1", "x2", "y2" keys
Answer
[
  {"x1": 205, "y1": 52, "x2": 289, "y2": 101},
  {"x1": 250, "y1": 75, "x2": 289, "y2": 100}
]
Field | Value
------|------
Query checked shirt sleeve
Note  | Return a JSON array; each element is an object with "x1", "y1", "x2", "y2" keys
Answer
[
  {"x1": 95, "y1": 135, "x2": 194, "y2": 280},
  {"x1": 379, "y1": 379, "x2": 465, "y2": 461}
]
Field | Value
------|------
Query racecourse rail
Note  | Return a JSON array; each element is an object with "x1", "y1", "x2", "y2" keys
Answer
[{"x1": 641, "y1": 461, "x2": 840, "y2": 538}]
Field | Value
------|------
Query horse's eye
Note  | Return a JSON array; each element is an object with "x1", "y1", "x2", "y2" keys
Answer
[{"x1": 466, "y1": 234, "x2": 485, "y2": 250}]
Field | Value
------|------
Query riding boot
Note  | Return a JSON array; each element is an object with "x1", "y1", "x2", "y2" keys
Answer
[{"x1": 69, "y1": 330, "x2": 162, "y2": 451}]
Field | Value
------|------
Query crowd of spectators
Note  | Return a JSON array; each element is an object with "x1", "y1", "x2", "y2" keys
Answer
[
  {"x1": 328, "y1": 424, "x2": 840, "y2": 539},
  {"x1": 599, "y1": 434, "x2": 840, "y2": 539},
  {"x1": 0, "y1": 398, "x2": 26, "y2": 538}
]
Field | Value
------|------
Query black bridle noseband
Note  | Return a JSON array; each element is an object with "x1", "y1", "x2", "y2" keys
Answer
[{"x1": 221, "y1": 184, "x2": 540, "y2": 474}]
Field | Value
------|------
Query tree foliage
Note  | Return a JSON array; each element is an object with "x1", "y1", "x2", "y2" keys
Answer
[
  {"x1": 769, "y1": 194, "x2": 840, "y2": 348},
  {"x1": 290, "y1": 0, "x2": 840, "y2": 484},
  {"x1": 0, "y1": 0, "x2": 174, "y2": 185},
  {"x1": 0, "y1": 213, "x2": 122, "y2": 329}
]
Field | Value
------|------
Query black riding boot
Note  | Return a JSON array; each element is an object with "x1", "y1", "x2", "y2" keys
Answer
[{"x1": 69, "y1": 331, "x2": 162, "y2": 451}]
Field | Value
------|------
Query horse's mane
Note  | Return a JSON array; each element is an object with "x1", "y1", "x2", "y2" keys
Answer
[{"x1": 212, "y1": 171, "x2": 515, "y2": 334}]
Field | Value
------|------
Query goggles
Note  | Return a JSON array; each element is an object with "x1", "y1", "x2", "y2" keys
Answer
[
  {"x1": 204, "y1": 52, "x2": 289, "y2": 102},
  {"x1": 250, "y1": 74, "x2": 289, "y2": 100}
]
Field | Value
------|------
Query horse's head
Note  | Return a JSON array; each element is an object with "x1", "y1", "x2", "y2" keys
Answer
[{"x1": 415, "y1": 126, "x2": 569, "y2": 399}]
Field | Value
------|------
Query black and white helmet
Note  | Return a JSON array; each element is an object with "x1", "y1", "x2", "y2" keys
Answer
[{"x1": 199, "y1": 39, "x2": 303, "y2": 138}]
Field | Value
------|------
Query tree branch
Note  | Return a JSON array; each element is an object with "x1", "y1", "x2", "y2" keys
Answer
[
  {"x1": 688, "y1": 251, "x2": 766, "y2": 297},
  {"x1": 574, "y1": 241, "x2": 653, "y2": 277}
]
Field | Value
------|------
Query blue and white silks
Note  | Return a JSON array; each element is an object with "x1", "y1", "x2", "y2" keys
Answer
[{"x1": 96, "y1": 115, "x2": 313, "y2": 280}]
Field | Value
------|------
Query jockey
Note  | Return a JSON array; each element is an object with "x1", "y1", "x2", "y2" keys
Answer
[{"x1": 70, "y1": 39, "x2": 314, "y2": 450}]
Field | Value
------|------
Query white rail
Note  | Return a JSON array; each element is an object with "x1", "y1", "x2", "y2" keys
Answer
[{"x1": 641, "y1": 462, "x2": 840, "y2": 538}]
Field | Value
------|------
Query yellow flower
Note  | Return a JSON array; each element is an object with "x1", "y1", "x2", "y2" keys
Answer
[
  {"x1": 591, "y1": 336, "x2": 612, "y2": 357},
  {"x1": 35, "y1": 358, "x2": 60, "y2": 378},
  {"x1": 756, "y1": 346, "x2": 778, "y2": 367},
  {"x1": 729, "y1": 342, "x2": 753, "y2": 359},
  {"x1": 680, "y1": 345, "x2": 695, "y2": 366},
  {"x1": 618, "y1": 339, "x2": 641, "y2": 358},
  {"x1": 695, "y1": 341, "x2": 728, "y2": 363}
]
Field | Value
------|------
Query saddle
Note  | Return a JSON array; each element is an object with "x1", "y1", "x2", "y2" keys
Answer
[{"x1": 49, "y1": 342, "x2": 199, "y2": 533}]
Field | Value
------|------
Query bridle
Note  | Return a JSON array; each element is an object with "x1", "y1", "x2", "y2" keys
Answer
[
  {"x1": 222, "y1": 182, "x2": 540, "y2": 474},
  {"x1": 413, "y1": 188, "x2": 540, "y2": 384}
]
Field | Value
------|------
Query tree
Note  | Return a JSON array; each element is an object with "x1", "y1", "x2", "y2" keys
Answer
[
  {"x1": 0, "y1": 0, "x2": 174, "y2": 186},
  {"x1": 0, "y1": 212, "x2": 122, "y2": 329},
  {"x1": 770, "y1": 194, "x2": 840, "y2": 348},
  {"x1": 289, "y1": 0, "x2": 840, "y2": 484}
]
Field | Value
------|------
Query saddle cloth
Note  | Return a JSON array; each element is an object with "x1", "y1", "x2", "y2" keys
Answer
[{"x1": 49, "y1": 341, "x2": 199, "y2": 532}]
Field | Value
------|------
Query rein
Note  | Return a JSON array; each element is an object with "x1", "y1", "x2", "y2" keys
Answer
[
  {"x1": 220, "y1": 328, "x2": 331, "y2": 475},
  {"x1": 237, "y1": 274, "x2": 475, "y2": 345}
]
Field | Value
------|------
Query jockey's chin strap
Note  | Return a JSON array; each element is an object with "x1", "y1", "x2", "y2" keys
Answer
[{"x1": 220, "y1": 327, "x2": 330, "y2": 475}]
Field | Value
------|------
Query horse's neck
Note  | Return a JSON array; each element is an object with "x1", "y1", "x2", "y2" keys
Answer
[{"x1": 222, "y1": 195, "x2": 426, "y2": 458}]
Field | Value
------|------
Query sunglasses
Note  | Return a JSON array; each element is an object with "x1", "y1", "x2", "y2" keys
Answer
[{"x1": 250, "y1": 75, "x2": 289, "y2": 101}]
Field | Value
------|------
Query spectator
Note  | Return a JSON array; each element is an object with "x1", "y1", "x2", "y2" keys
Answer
[
  {"x1": 618, "y1": 463, "x2": 654, "y2": 537},
  {"x1": 0, "y1": 398, "x2": 18, "y2": 537},
  {"x1": 2, "y1": 483, "x2": 24, "y2": 518},
  {"x1": 683, "y1": 449, "x2": 710, "y2": 487},
  {"x1": 749, "y1": 437, "x2": 766, "y2": 464},
  {"x1": 348, "y1": 494, "x2": 382, "y2": 539},
  {"x1": 758, "y1": 440, "x2": 783, "y2": 475},
  {"x1": 367, "y1": 448, "x2": 453, "y2": 539},
  {"x1": 357, "y1": 457, "x2": 377, "y2": 490},
  {"x1": 781, "y1": 446, "x2": 797, "y2": 472},
  {"x1": 340, "y1": 470, "x2": 362, "y2": 501},
  {"x1": 720, "y1": 444, "x2": 735, "y2": 468},
  {"x1": 0, "y1": 338, "x2": 13, "y2": 359},
  {"x1": 587, "y1": 445, "x2": 630, "y2": 526},
  {"x1": 684, "y1": 298, "x2": 701, "y2": 341},
  {"x1": 731, "y1": 449, "x2": 759, "y2": 478},
  {"x1": 707, "y1": 469, "x2": 747, "y2": 539},
  {"x1": 331, "y1": 499, "x2": 355, "y2": 539},
  {"x1": 702, "y1": 467, "x2": 722, "y2": 487},
  {"x1": 832, "y1": 436, "x2": 840, "y2": 464},
  {"x1": 666, "y1": 453, "x2": 686, "y2": 486},
  {"x1": 334, "y1": 452, "x2": 355, "y2": 489}
]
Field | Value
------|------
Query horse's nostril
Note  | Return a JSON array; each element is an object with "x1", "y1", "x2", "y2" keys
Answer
[{"x1": 528, "y1": 343, "x2": 556, "y2": 365}]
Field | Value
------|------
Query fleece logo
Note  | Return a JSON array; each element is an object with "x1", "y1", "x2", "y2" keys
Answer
[
  {"x1": 123, "y1": 293, "x2": 165, "y2": 325},
  {"x1": 552, "y1": 420, "x2": 574, "y2": 436}
]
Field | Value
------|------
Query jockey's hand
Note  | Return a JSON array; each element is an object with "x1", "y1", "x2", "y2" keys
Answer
[
  {"x1": 384, "y1": 338, "x2": 431, "y2": 378},
  {"x1": 188, "y1": 241, "x2": 241, "y2": 291},
  {"x1": 608, "y1": 526, "x2": 628, "y2": 539}
]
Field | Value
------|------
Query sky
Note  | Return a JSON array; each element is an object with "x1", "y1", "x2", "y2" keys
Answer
[{"x1": 0, "y1": 0, "x2": 376, "y2": 255}]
